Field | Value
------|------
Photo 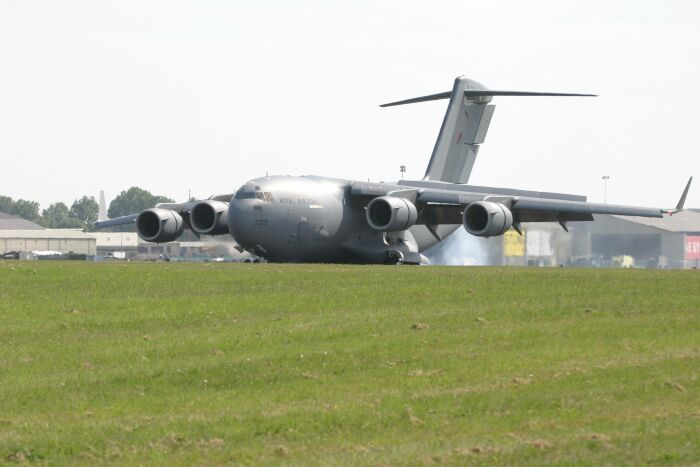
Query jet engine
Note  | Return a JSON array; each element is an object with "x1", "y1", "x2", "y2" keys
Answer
[
  {"x1": 190, "y1": 200, "x2": 230, "y2": 235},
  {"x1": 463, "y1": 201, "x2": 513, "y2": 237},
  {"x1": 366, "y1": 196, "x2": 418, "y2": 232},
  {"x1": 136, "y1": 208, "x2": 185, "y2": 243}
]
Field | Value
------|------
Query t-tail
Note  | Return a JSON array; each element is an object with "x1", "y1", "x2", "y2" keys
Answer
[{"x1": 381, "y1": 76, "x2": 596, "y2": 184}]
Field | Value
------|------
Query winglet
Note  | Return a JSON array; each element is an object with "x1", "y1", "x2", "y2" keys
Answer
[{"x1": 664, "y1": 176, "x2": 693, "y2": 215}]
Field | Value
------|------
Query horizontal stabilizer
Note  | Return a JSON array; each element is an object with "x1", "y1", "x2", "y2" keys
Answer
[
  {"x1": 380, "y1": 90, "x2": 596, "y2": 107},
  {"x1": 380, "y1": 92, "x2": 452, "y2": 107}
]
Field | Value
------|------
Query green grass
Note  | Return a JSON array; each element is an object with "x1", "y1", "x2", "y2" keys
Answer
[{"x1": 0, "y1": 261, "x2": 698, "y2": 465}]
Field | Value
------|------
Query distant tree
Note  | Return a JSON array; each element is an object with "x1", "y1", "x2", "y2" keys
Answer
[
  {"x1": 107, "y1": 187, "x2": 175, "y2": 219},
  {"x1": 105, "y1": 187, "x2": 175, "y2": 232},
  {"x1": 69, "y1": 196, "x2": 99, "y2": 226},
  {"x1": 42, "y1": 202, "x2": 83, "y2": 228},
  {"x1": 155, "y1": 195, "x2": 175, "y2": 205},
  {"x1": 12, "y1": 199, "x2": 41, "y2": 222},
  {"x1": 0, "y1": 195, "x2": 13, "y2": 214}
]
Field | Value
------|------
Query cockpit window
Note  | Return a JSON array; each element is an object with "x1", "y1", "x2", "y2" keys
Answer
[
  {"x1": 234, "y1": 190, "x2": 256, "y2": 200},
  {"x1": 234, "y1": 188, "x2": 274, "y2": 202}
]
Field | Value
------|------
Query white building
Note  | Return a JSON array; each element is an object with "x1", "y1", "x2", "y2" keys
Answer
[{"x1": 0, "y1": 229, "x2": 96, "y2": 256}]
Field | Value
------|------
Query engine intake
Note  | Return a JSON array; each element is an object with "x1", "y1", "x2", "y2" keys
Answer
[
  {"x1": 463, "y1": 201, "x2": 513, "y2": 237},
  {"x1": 136, "y1": 208, "x2": 184, "y2": 243},
  {"x1": 190, "y1": 200, "x2": 230, "y2": 235},
  {"x1": 366, "y1": 196, "x2": 418, "y2": 232}
]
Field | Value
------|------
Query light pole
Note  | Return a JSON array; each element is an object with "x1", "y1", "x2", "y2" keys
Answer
[
  {"x1": 602, "y1": 175, "x2": 610, "y2": 203},
  {"x1": 400, "y1": 165, "x2": 406, "y2": 180}
]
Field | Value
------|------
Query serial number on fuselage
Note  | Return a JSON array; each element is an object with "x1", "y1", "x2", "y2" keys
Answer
[{"x1": 278, "y1": 197, "x2": 317, "y2": 205}]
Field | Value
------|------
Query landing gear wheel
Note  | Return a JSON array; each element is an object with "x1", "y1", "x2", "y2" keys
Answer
[{"x1": 384, "y1": 250, "x2": 404, "y2": 265}]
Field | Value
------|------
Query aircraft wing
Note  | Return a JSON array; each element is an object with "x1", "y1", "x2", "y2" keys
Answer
[
  {"x1": 93, "y1": 193, "x2": 235, "y2": 230},
  {"x1": 415, "y1": 198, "x2": 662, "y2": 226},
  {"x1": 412, "y1": 191, "x2": 665, "y2": 228},
  {"x1": 505, "y1": 197, "x2": 661, "y2": 221},
  {"x1": 350, "y1": 179, "x2": 692, "y2": 228},
  {"x1": 93, "y1": 201, "x2": 195, "y2": 229},
  {"x1": 93, "y1": 214, "x2": 139, "y2": 229}
]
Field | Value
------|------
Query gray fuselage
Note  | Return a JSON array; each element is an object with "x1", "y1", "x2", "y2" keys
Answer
[{"x1": 227, "y1": 175, "x2": 456, "y2": 263}]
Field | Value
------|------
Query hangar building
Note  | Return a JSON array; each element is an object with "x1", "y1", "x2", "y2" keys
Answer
[
  {"x1": 0, "y1": 211, "x2": 44, "y2": 230},
  {"x1": 0, "y1": 212, "x2": 96, "y2": 256},
  {"x1": 570, "y1": 210, "x2": 700, "y2": 269},
  {"x1": 432, "y1": 210, "x2": 700, "y2": 269}
]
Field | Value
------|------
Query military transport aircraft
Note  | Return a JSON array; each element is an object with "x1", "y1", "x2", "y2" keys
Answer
[{"x1": 95, "y1": 77, "x2": 693, "y2": 264}]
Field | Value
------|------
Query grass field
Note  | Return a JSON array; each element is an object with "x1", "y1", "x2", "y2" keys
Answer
[{"x1": 0, "y1": 261, "x2": 698, "y2": 465}]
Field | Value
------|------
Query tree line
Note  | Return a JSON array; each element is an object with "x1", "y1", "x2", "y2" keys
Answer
[{"x1": 0, "y1": 187, "x2": 174, "y2": 230}]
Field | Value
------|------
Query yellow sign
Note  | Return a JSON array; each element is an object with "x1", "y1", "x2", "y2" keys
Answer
[{"x1": 503, "y1": 229, "x2": 525, "y2": 256}]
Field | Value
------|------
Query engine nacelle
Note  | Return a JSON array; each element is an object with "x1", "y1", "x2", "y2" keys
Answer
[
  {"x1": 366, "y1": 196, "x2": 418, "y2": 232},
  {"x1": 463, "y1": 201, "x2": 513, "y2": 237},
  {"x1": 136, "y1": 208, "x2": 185, "y2": 243},
  {"x1": 190, "y1": 200, "x2": 230, "y2": 235}
]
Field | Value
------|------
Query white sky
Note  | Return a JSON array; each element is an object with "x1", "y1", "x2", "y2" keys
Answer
[{"x1": 1, "y1": 0, "x2": 699, "y2": 209}]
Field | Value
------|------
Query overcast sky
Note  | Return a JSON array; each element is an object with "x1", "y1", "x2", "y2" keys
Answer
[{"x1": 1, "y1": 1, "x2": 698, "y2": 210}]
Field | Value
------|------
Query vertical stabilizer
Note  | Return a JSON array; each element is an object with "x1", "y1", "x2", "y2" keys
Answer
[
  {"x1": 98, "y1": 190, "x2": 108, "y2": 221},
  {"x1": 423, "y1": 77, "x2": 494, "y2": 184},
  {"x1": 380, "y1": 78, "x2": 595, "y2": 184}
]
